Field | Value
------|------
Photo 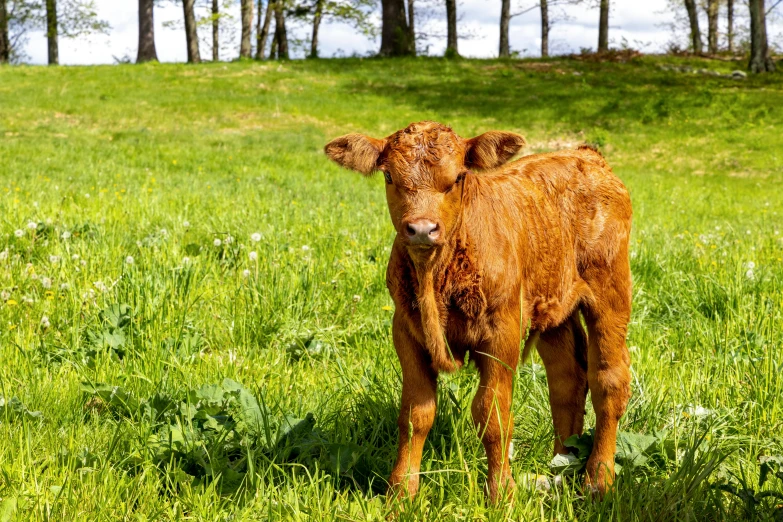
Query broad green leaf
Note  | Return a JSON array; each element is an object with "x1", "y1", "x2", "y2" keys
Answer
[{"x1": 549, "y1": 453, "x2": 584, "y2": 475}]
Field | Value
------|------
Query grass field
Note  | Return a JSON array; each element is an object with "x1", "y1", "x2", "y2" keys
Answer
[{"x1": 1, "y1": 56, "x2": 782, "y2": 521}]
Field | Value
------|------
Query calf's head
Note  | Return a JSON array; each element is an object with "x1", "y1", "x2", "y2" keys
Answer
[{"x1": 325, "y1": 121, "x2": 525, "y2": 251}]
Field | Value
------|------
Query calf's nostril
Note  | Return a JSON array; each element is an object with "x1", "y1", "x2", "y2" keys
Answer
[
  {"x1": 406, "y1": 224, "x2": 417, "y2": 236},
  {"x1": 429, "y1": 224, "x2": 440, "y2": 236}
]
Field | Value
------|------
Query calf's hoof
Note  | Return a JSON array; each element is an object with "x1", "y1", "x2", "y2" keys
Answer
[{"x1": 584, "y1": 459, "x2": 614, "y2": 497}]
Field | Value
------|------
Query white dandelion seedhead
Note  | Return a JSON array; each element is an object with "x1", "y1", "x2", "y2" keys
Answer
[
  {"x1": 182, "y1": 256, "x2": 191, "y2": 265},
  {"x1": 302, "y1": 245, "x2": 311, "y2": 252},
  {"x1": 249, "y1": 251, "x2": 258, "y2": 262},
  {"x1": 352, "y1": 294, "x2": 361, "y2": 303},
  {"x1": 0, "y1": 250, "x2": 8, "y2": 261},
  {"x1": 745, "y1": 261, "x2": 755, "y2": 270},
  {"x1": 49, "y1": 255, "x2": 60, "y2": 264},
  {"x1": 183, "y1": 220, "x2": 191, "y2": 228},
  {"x1": 94, "y1": 281, "x2": 108, "y2": 293},
  {"x1": 41, "y1": 316, "x2": 51, "y2": 329},
  {"x1": 61, "y1": 231, "x2": 71, "y2": 240},
  {"x1": 1, "y1": 290, "x2": 10, "y2": 301},
  {"x1": 14, "y1": 229, "x2": 24, "y2": 238},
  {"x1": 745, "y1": 269, "x2": 755, "y2": 281},
  {"x1": 60, "y1": 283, "x2": 70, "y2": 291},
  {"x1": 213, "y1": 238, "x2": 222, "y2": 247},
  {"x1": 27, "y1": 221, "x2": 38, "y2": 230},
  {"x1": 41, "y1": 277, "x2": 52, "y2": 289},
  {"x1": 225, "y1": 235, "x2": 234, "y2": 245},
  {"x1": 125, "y1": 256, "x2": 134, "y2": 265},
  {"x1": 160, "y1": 228, "x2": 168, "y2": 237},
  {"x1": 251, "y1": 233, "x2": 262, "y2": 243},
  {"x1": 71, "y1": 254, "x2": 80, "y2": 261},
  {"x1": 242, "y1": 269, "x2": 251, "y2": 278}
]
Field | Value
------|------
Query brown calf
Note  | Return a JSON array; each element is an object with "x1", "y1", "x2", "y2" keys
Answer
[{"x1": 325, "y1": 121, "x2": 632, "y2": 502}]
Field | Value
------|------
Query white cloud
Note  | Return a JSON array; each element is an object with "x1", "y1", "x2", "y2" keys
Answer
[{"x1": 15, "y1": 0, "x2": 783, "y2": 64}]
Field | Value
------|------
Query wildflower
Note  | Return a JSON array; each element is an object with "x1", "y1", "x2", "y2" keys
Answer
[
  {"x1": 60, "y1": 283, "x2": 69, "y2": 291},
  {"x1": 382, "y1": 305, "x2": 393, "y2": 312},
  {"x1": 183, "y1": 220, "x2": 190, "y2": 228},
  {"x1": 249, "y1": 251, "x2": 258, "y2": 261},
  {"x1": 85, "y1": 193, "x2": 90, "y2": 198},
  {"x1": 225, "y1": 235, "x2": 234, "y2": 245},
  {"x1": 745, "y1": 261, "x2": 755, "y2": 270},
  {"x1": 61, "y1": 231, "x2": 71, "y2": 240},
  {"x1": 746, "y1": 269, "x2": 755, "y2": 280},
  {"x1": 0, "y1": 250, "x2": 7, "y2": 261},
  {"x1": 22, "y1": 296, "x2": 34, "y2": 304},
  {"x1": 94, "y1": 281, "x2": 108, "y2": 292},
  {"x1": 14, "y1": 229, "x2": 24, "y2": 238},
  {"x1": 27, "y1": 221, "x2": 38, "y2": 230},
  {"x1": 352, "y1": 294, "x2": 361, "y2": 303},
  {"x1": 302, "y1": 245, "x2": 311, "y2": 252},
  {"x1": 182, "y1": 256, "x2": 190, "y2": 265},
  {"x1": 1, "y1": 290, "x2": 9, "y2": 301},
  {"x1": 41, "y1": 316, "x2": 50, "y2": 329},
  {"x1": 125, "y1": 256, "x2": 134, "y2": 265},
  {"x1": 213, "y1": 238, "x2": 222, "y2": 247},
  {"x1": 6, "y1": 299, "x2": 17, "y2": 306},
  {"x1": 160, "y1": 228, "x2": 168, "y2": 237},
  {"x1": 242, "y1": 269, "x2": 251, "y2": 278},
  {"x1": 71, "y1": 254, "x2": 80, "y2": 261},
  {"x1": 251, "y1": 233, "x2": 262, "y2": 243},
  {"x1": 49, "y1": 255, "x2": 60, "y2": 264},
  {"x1": 41, "y1": 277, "x2": 52, "y2": 289},
  {"x1": 45, "y1": 291, "x2": 54, "y2": 300}
]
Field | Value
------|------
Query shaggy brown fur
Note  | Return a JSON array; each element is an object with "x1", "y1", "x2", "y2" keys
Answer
[{"x1": 325, "y1": 121, "x2": 632, "y2": 503}]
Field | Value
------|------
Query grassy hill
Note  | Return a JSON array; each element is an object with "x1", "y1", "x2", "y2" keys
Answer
[{"x1": 0, "y1": 56, "x2": 782, "y2": 520}]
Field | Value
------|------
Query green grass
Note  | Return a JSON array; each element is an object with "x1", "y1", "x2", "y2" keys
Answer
[{"x1": 1, "y1": 55, "x2": 782, "y2": 520}]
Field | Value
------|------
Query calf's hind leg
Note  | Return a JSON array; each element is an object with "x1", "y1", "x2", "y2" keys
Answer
[
  {"x1": 583, "y1": 260, "x2": 632, "y2": 495},
  {"x1": 536, "y1": 313, "x2": 589, "y2": 455}
]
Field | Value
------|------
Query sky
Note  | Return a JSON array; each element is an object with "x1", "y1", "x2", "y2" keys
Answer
[{"x1": 15, "y1": 0, "x2": 783, "y2": 65}]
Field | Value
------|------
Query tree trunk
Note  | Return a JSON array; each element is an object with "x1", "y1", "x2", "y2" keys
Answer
[
  {"x1": 212, "y1": 0, "x2": 219, "y2": 61},
  {"x1": 727, "y1": 0, "x2": 734, "y2": 53},
  {"x1": 683, "y1": 0, "x2": 702, "y2": 54},
  {"x1": 499, "y1": 0, "x2": 510, "y2": 57},
  {"x1": 407, "y1": 0, "x2": 415, "y2": 54},
  {"x1": 257, "y1": 0, "x2": 273, "y2": 59},
  {"x1": 0, "y1": 0, "x2": 9, "y2": 64},
  {"x1": 310, "y1": 0, "x2": 323, "y2": 58},
  {"x1": 240, "y1": 0, "x2": 253, "y2": 58},
  {"x1": 445, "y1": 0, "x2": 458, "y2": 56},
  {"x1": 183, "y1": 0, "x2": 200, "y2": 63},
  {"x1": 269, "y1": 31, "x2": 278, "y2": 59},
  {"x1": 597, "y1": 0, "x2": 609, "y2": 52},
  {"x1": 707, "y1": 0, "x2": 719, "y2": 54},
  {"x1": 46, "y1": 0, "x2": 58, "y2": 65},
  {"x1": 380, "y1": 0, "x2": 413, "y2": 56},
  {"x1": 540, "y1": 0, "x2": 549, "y2": 57},
  {"x1": 273, "y1": 1, "x2": 288, "y2": 60},
  {"x1": 749, "y1": 0, "x2": 775, "y2": 72},
  {"x1": 137, "y1": 0, "x2": 158, "y2": 62}
]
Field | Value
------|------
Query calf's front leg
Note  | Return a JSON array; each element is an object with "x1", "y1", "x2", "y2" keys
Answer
[
  {"x1": 388, "y1": 320, "x2": 438, "y2": 498},
  {"x1": 473, "y1": 324, "x2": 520, "y2": 503}
]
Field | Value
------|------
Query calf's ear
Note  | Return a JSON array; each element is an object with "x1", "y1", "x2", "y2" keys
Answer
[
  {"x1": 464, "y1": 131, "x2": 526, "y2": 170},
  {"x1": 324, "y1": 134, "x2": 385, "y2": 175}
]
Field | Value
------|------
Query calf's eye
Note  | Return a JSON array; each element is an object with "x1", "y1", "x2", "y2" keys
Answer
[{"x1": 384, "y1": 172, "x2": 393, "y2": 185}]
